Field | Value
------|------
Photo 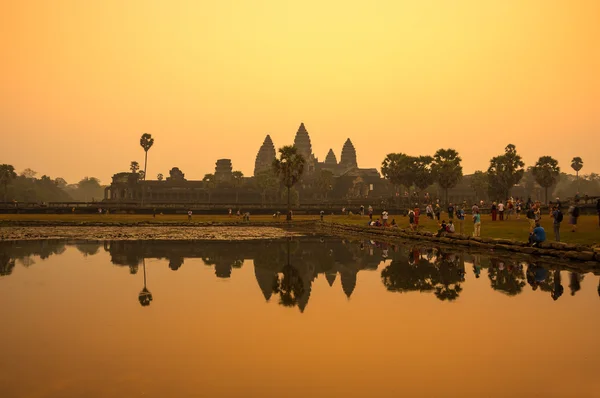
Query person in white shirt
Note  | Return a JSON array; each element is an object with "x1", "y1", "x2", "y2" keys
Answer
[{"x1": 497, "y1": 202, "x2": 505, "y2": 221}]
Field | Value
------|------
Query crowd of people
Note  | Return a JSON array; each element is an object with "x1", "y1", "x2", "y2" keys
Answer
[{"x1": 351, "y1": 193, "x2": 600, "y2": 246}]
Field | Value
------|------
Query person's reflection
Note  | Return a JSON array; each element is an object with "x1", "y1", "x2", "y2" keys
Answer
[
  {"x1": 551, "y1": 268, "x2": 564, "y2": 301},
  {"x1": 138, "y1": 258, "x2": 153, "y2": 307},
  {"x1": 526, "y1": 263, "x2": 547, "y2": 291},
  {"x1": 569, "y1": 272, "x2": 582, "y2": 296},
  {"x1": 472, "y1": 254, "x2": 481, "y2": 279}
]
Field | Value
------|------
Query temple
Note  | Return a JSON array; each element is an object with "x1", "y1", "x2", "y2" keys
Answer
[{"x1": 104, "y1": 122, "x2": 388, "y2": 204}]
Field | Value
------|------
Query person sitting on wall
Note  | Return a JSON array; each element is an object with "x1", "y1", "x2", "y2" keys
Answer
[
  {"x1": 447, "y1": 220, "x2": 455, "y2": 233},
  {"x1": 436, "y1": 220, "x2": 448, "y2": 237},
  {"x1": 529, "y1": 222, "x2": 546, "y2": 247},
  {"x1": 390, "y1": 219, "x2": 397, "y2": 228}
]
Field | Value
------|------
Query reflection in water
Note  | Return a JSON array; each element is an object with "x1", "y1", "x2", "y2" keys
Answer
[
  {"x1": 1, "y1": 238, "x2": 599, "y2": 311},
  {"x1": 139, "y1": 258, "x2": 153, "y2": 307}
]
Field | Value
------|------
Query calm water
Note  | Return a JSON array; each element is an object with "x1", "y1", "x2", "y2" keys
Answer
[{"x1": 1, "y1": 238, "x2": 599, "y2": 398}]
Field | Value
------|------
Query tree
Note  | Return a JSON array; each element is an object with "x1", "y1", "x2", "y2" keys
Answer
[
  {"x1": 20, "y1": 168, "x2": 37, "y2": 179},
  {"x1": 232, "y1": 170, "x2": 244, "y2": 203},
  {"x1": 315, "y1": 169, "x2": 334, "y2": 200},
  {"x1": 272, "y1": 146, "x2": 305, "y2": 221},
  {"x1": 470, "y1": 171, "x2": 489, "y2": 201},
  {"x1": 140, "y1": 133, "x2": 154, "y2": 181},
  {"x1": 157, "y1": 173, "x2": 164, "y2": 181},
  {"x1": 138, "y1": 170, "x2": 145, "y2": 180},
  {"x1": 431, "y1": 149, "x2": 463, "y2": 204},
  {"x1": 130, "y1": 161, "x2": 140, "y2": 174},
  {"x1": 54, "y1": 177, "x2": 68, "y2": 189},
  {"x1": 413, "y1": 155, "x2": 434, "y2": 193},
  {"x1": 486, "y1": 144, "x2": 525, "y2": 201},
  {"x1": 255, "y1": 170, "x2": 279, "y2": 204},
  {"x1": 571, "y1": 157, "x2": 583, "y2": 190},
  {"x1": 0, "y1": 164, "x2": 17, "y2": 202},
  {"x1": 381, "y1": 153, "x2": 416, "y2": 197},
  {"x1": 203, "y1": 173, "x2": 216, "y2": 203},
  {"x1": 532, "y1": 156, "x2": 560, "y2": 204},
  {"x1": 77, "y1": 177, "x2": 103, "y2": 202}
]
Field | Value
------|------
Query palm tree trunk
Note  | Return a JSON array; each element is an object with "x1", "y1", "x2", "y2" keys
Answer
[
  {"x1": 286, "y1": 186, "x2": 291, "y2": 221},
  {"x1": 144, "y1": 151, "x2": 148, "y2": 180}
]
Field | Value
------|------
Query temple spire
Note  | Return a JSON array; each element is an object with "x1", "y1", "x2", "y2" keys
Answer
[
  {"x1": 325, "y1": 149, "x2": 337, "y2": 165},
  {"x1": 293, "y1": 123, "x2": 312, "y2": 161},
  {"x1": 340, "y1": 138, "x2": 358, "y2": 168},
  {"x1": 254, "y1": 134, "x2": 276, "y2": 176}
]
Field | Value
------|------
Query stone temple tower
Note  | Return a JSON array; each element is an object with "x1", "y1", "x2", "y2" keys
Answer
[
  {"x1": 340, "y1": 138, "x2": 358, "y2": 169},
  {"x1": 254, "y1": 135, "x2": 276, "y2": 176},
  {"x1": 324, "y1": 149, "x2": 338, "y2": 165},
  {"x1": 293, "y1": 123, "x2": 313, "y2": 160},
  {"x1": 293, "y1": 122, "x2": 316, "y2": 174}
]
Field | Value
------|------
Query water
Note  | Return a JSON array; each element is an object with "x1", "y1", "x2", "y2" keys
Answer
[{"x1": 1, "y1": 238, "x2": 599, "y2": 398}]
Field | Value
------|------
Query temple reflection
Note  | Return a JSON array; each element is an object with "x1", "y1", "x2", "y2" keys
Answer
[{"x1": 2, "y1": 238, "x2": 599, "y2": 310}]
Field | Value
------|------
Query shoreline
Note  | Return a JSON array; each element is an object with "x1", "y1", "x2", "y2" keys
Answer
[{"x1": 2, "y1": 220, "x2": 599, "y2": 264}]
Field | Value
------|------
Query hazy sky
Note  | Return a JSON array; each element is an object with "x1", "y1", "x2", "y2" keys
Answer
[{"x1": 1, "y1": 0, "x2": 598, "y2": 185}]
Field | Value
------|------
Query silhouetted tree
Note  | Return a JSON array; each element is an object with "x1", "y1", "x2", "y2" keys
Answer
[
  {"x1": 272, "y1": 146, "x2": 305, "y2": 221},
  {"x1": 255, "y1": 170, "x2": 279, "y2": 204},
  {"x1": 571, "y1": 156, "x2": 583, "y2": 190},
  {"x1": 470, "y1": 170, "x2": 490, "y2": 201},
  {"x1": 140, "y1": 133, "x2": 154, "y2": 181},
  {"x1": 157, "y1": 173, "x2": 164, "y2": 181},
  {"x1": 413, "y1": 155, "x2": 434, "y2": 195},
  {"x1": 431, "y1": 149, "x2": 463, "y2": 204},
  {"x1": 130, "y1": 161, "x2": 140, "y2": 174},
  {"x1": 531, "y1": 156, "x2": 560, "y2": 204},
  {"x1": 381, "y1": 153, "x2": 416, "y2": 198},
  {"x1": 232, "y1": 170, "x2": 244, "y2": 203},
  {"x1": 20, "y1": 168, "x2": 37, "y2": 179},
  {"x1": 487, "y1": 144, "x2": 525, "y2": 200},
  {"x1": 0, "y1": 164, "x2": 17, "y2": 202}
]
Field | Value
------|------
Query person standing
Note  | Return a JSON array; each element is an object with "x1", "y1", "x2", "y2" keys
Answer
[
  {"x1": 472, "y1": 210, "x2": 481, "y2": 237},
  {"x1": 187, "y1": 209, "x2": 192, "y2": 221},
  {"x1": 570, "y1": 203, "x2": 580, "y2": 232},
  {"x1": 456, "y1": 206, "x2": 465, "y2": 234},
  {"x1": 526, "y1": 205, "x2": 536, "y2": 232},
  {"x1": 596, "y1": 198, "x2": 600, "y2": 227},
  {"x1": 434, "y1": 204, "x2": 441, "y2": 221},
  {"x1": 382, "y1": 210, "x2": 389, "y2": 226},
  {"x1": 447, "y1": 203, "x2": 455, "y2": 220},
  {"x1": 497, "y1": 201, "x2": 505, "y2": 221},
  {"x1": 491, "y1": 202, "x2": 497, "y2": 221},
  {"x1": 414, "y1": 206, "x2": 421, "y2": 228},
  {"x1": 552, "y1": 205, "x2": 563, "y2": 242}
]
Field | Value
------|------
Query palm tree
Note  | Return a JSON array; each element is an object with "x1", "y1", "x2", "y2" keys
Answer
[
  {"x1": 272, "y1": 146, "x2": 305, "y2": 221},
  {"x1": 139, "y1": 133, "x2": 154, "y2": 180},
  {"x1": 157, "y1": 173, "x2": 164, "y2": 181},
  {"x1": 130, "y1": 161, "x2": 140, "y2": 174},
  {"x1": 0, "y1": 164, "x2": 17, "y2": 202},
  {"x1": 571, "y1": 157, "x2": 583, "y2": 190},
  {"x1": 232, "y1": 170, "x2": 244, "y2": 203}
]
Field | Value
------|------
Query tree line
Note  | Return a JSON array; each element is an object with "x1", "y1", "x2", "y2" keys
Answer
[{"x1": 380, "y1": 145, "x2": 587, "y2": 204}]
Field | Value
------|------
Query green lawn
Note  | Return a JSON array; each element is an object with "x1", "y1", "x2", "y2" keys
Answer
[
  {"x1": 326, "y1": 212, "x2": 600, "y2": 246},
  {"x1": 1, "y1": 212, "x2": 599, "y2": 246}
]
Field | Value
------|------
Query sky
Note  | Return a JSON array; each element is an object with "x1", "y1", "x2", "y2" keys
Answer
[{"x1": 1, "y1": 0, "x2": 598, "y2": 185}]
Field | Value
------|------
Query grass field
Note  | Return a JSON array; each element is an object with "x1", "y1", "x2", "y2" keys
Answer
[{"x1": 1, "y1": 213, "x2": 599, "y2": 246}]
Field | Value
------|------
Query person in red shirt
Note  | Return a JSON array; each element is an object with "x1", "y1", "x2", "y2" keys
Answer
[{"x1": 413, "y1": 206, "x2": 420, "y2": 227}]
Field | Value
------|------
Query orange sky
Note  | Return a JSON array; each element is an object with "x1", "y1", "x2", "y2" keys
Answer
[{"x1": 1, "y1": 0, "x2": 598, "y2": 184}]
